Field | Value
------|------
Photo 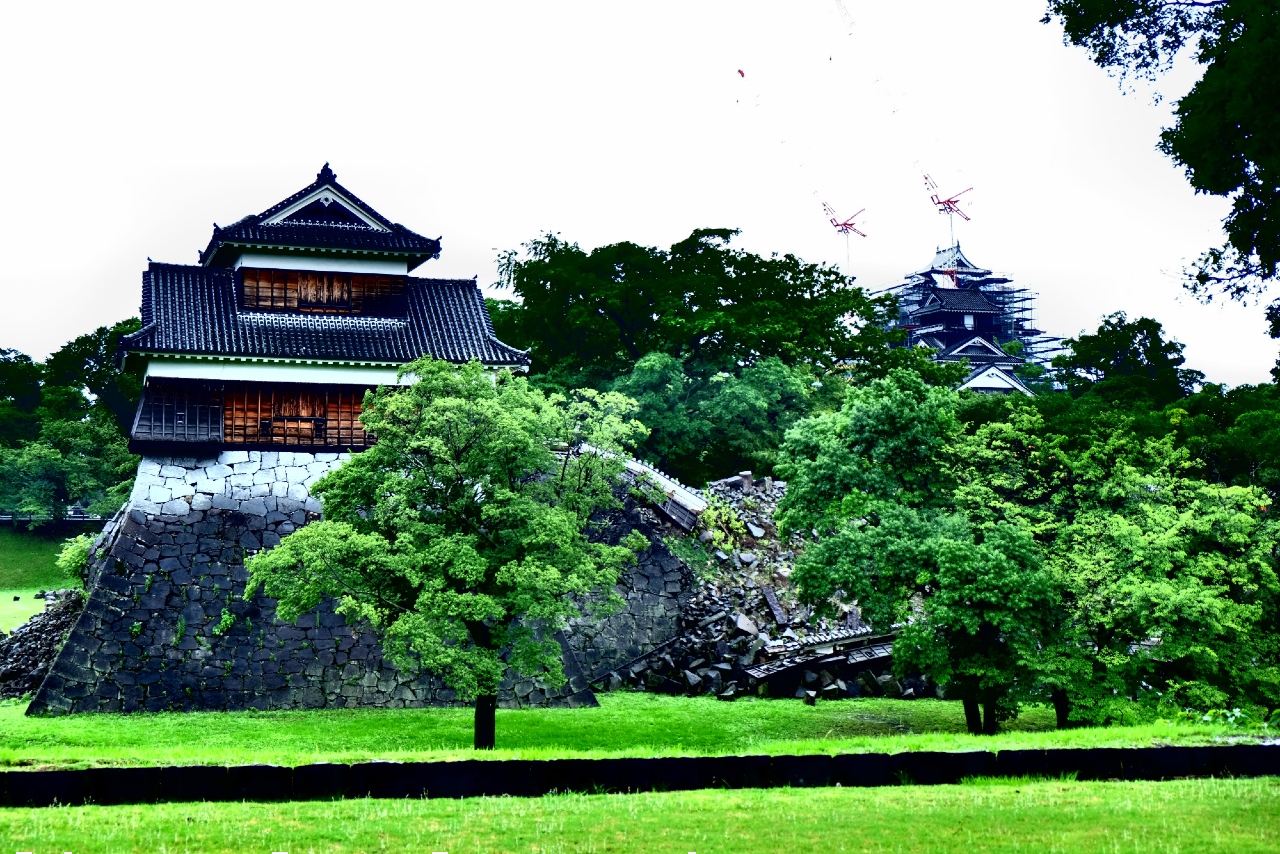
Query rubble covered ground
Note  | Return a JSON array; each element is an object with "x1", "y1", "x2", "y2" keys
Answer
[
  {"x1": 0, "y1": 590, "x2": 83, "y2": 700},
  {"x1": 601, "y1": 472, "x2": 932, "y2": 703}
]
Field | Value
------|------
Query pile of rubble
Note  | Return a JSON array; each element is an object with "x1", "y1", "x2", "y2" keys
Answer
[
  {"x1": 599, "y1": 471, "x2": 934, "y2": 702},
  {"x1": 0, "y1": 589, "x2": 84, "y2": 700}
]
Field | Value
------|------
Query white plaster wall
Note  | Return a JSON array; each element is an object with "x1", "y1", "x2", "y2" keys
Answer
[
  {"x1": 232, "y1": 252, "x2": 408, "y2": 275},
  {"x1": 144, "y1": 358, "x2": 413, "y2": 386}
]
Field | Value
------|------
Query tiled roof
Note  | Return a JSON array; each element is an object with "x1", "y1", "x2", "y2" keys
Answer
[
  {"x1": 935, "y1": 336, "x2": 1022, "y2": 366},
  {"x1": 894, "y1": 243, "x2": 1013, "y2": 291},
  {"x1": 959, "y1": 364, "x2": 1033, "y2": 396},
  {"x1": 199, "y1": 165, "x2": 441, "y2": 270},
  {"x1": 911, "y1": 288, "x2": 1002, "y2": 315},
  {"x1": 122, "y1": 263, "x2": 529, "y2": 366},
  {"x1": 916, "y1": 244, "x2": 988, "y2": 277}
]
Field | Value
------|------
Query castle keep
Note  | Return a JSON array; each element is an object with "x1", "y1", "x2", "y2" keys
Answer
[
  {"x1": 884, "y1": 244, "x2": 1058, "y2": 395},
  {"x1": 124, "y1": 162, "x2": 527, "y2": 457}
]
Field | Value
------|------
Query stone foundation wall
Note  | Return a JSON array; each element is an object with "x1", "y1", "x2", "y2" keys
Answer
[
  {"x1": 29, "y1": 454, "x2": 691, "y2": 716},
  {"x1": 564, "y1": 507, "x2": 694, "y2": 681}
]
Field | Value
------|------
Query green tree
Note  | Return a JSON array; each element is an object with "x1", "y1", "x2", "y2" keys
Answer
[
  {"x1": 0, "y1": 348, "x2": 43, "y2": 447},
  {"x1": 1044, "y1": 1, "x2": 1280, "y2": 349},
  {"x1": 957, "y1": 390, "x2": 1280, "y2": 723},
  {"x1": 610, "y1": 353, "x2": 818, "y2": 485},
  {"x1": 43, "y1": 318, "x2": 144, "y2": 433},
  {"x1": 492, "y1": 229, "x2": 968, "y2": 485},
  {"x1": 779, "y1": 366, "x2": 1280, "y2": 728},
  {"x1": 244, "y1": 358, "x2": 648, "y2": 749},
  {"x1": 1169, "y1": 382, "x2": 1280, "y2": 500},
  {"x1": 0, "y1": 408, "x2": 136, "y2": 522},
  {"x1": 777, "y1": 370, "x2": 1056, "y2": 733},
  {"x1": 1044, "y1": 427, "x2": 1279, "y2": 722},
  {"x1": 1052, "y1": 312, "x2": 1203, "y2": 406},
  {"x1": 495, "y1": 229, "x2": 903, "y2": 388},
  {"x1": 776, "y1": 368, "x2": 961, "y2": 530}
]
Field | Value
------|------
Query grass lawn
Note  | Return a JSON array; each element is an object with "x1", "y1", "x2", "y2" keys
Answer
[
  {"x1": 0, "y1": 589, "x2": 47, "y2": 633},
  {"x1": 0, "y1": 527, "x2": 71, "y2": 631},
  {"x1": 0, "y1": 693, "x2": 1243, "y2": 769},
  {"x1": 0, "y1": 527, "x2": 65, "y2": 590},
  {"x1": 1, "y1": 777, "x2": 1276, "y2": 853}
]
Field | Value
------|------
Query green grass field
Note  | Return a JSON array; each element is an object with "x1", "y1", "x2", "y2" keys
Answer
[
  {"x1": 0, "y1": 527, "x2": 69, "y2": 631},
  {"x1": 0, "y1": 589, "x2": 46, "y2": 633},
  {"x1": 0, "y1": 693, "x2": 1243, "y2": 770},
  {"x1": 0, "y1": 527, "x2": 66, "y2": 590},
  {"x1": 1, "y1": 777, "x2": 1276, "y2": 853}
]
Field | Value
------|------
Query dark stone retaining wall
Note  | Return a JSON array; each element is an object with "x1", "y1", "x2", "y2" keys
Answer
[
  {"x1": 564, "y1": 507, "x2": 695, "y2": 680},
  {"x1": 2, "y1": 745, "x2": 1275, "y2": 807},
  {"x1": 28, "y1": 455, "x2": 693, "y2": 716}
]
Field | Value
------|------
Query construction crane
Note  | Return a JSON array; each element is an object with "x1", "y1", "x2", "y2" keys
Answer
[
  {"x1": 923, "y1": 174, "x2": 973, "y2": 286},
  {"x1": 821, "y1": 201, "x2": 865, "y2": 271},
  {"x1": 924, "y1": 173, "x2": 972, "y2": 247}
]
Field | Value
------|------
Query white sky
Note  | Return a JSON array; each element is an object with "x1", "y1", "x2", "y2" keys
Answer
[{"x1": 0, "y1": 1, "x2": 1272, "y2": 385}]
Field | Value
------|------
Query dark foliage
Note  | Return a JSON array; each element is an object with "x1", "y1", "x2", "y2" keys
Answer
[
  {"x1": 490, "y1": 229, "x2": 962, "y2": 484},
  {"x1": 0, "y1": 320, "x2": 141, "y2": 522},
  {"x1": 1051, "y1": 311, "x2": 1203, "y2": 406}
]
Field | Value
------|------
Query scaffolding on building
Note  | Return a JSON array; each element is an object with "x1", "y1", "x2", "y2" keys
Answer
[{"x1": 877, "y1": 243, "x2": 1062, "y2": 367}]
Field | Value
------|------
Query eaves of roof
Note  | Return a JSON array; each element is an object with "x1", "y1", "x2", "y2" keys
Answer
[{"x1": 121, "y1": 262, "x2": 529, "y2": 368}]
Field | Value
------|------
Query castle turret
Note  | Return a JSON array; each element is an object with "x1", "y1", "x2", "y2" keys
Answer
[{"x1": 120, "y1": 164, "x2": 528, "y2": 453}]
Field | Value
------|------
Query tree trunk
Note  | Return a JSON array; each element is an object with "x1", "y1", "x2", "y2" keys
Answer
[
  {"x1": 981, "y1": 701, "x2": 999, "y2": 735},
  {"x1": 962, "y1": 697, "x2": 982, "y2": 735},
  {"x1": 1052, "y1": 688, "x2": 1072, "y2": 729},
  {"x1": 474, "y1": 694, "x2": 497, "y2": 750}
]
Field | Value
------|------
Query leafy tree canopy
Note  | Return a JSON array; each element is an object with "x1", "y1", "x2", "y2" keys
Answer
[
  {"x1": 608, "y1": 353, "x2": 822, "y2": 486},
  {"x1": 43, "y1": 318, "x2": 144, "y2": 432},
  {"x1": 245, "y1": 358, "x2": 648, "y2": 748},
  {"x1": 777, "y1": 356, "x2": 1280, "y2": 729},
  {"x1": 1044, "y1": 1, "x2": 1280, "y2": 350},
  {"x1": 776, "y1": 370, "x2": 1055, "y2": 733},
  {"x1": 0, "y1": 320, "x2": 142, "y2": 522},
  {"x1": 0, "y1": 407, "x2": 136, "y2": 521},
  {"x1": 492, "y1": 229, "x2": 905, "y2": 389},
  {"x1": 490, "y1": 230, "x2": 962, "y2": 484},
  {"x1": 1051, "y1": 311, "x2": 1202, "y2": 406},
  {"x1": 1170, "y1": 381, "x2": 1280, "y2": 498},
  {"x1": 0, "y1": 349, "x2": 43, "y2": 447}
]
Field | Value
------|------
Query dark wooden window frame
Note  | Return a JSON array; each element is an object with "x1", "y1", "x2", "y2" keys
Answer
[
  {"x1": 238, "y1": 267, "x2": 407, "y2": 317},
  {"x1": 132, "y1": 378, "x2": 376, "y2": 450}
]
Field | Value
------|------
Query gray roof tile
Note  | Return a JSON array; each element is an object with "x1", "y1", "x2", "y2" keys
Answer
[{"x1": 122, "y1": 263, "x2": 529, "y2": 366}]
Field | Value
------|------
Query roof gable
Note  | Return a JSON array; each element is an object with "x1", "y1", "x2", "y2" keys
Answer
[
  {"x1": 948, "y1": 336, "x2": 1007, "y2": 358},
  {"x1": 265, "y1": 189, "x2": 389, "y2": 232},
  {"x1": 257, "y1": 164, "x2": 393, "y2": 231},
  {"x1": 959, "y1": 365, "x2": 1033, "y2": 396},
  {"x1": 199, "y1": 164, "x2": 441, "y2": 270}
]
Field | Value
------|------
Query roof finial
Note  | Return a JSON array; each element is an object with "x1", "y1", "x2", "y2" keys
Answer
[{"x1": 318, "y1": 162, "x2": 336, "y2": 183}]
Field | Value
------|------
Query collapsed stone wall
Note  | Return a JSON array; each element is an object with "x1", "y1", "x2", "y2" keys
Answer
[
  {"x1": 28, "y1": 451, "x2": 694, "y2": 716},
  {"x1": 0, "y1": 590, "x2": 84, "y2": 700}
]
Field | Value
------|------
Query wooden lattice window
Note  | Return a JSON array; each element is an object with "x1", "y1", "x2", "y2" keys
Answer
[
  {"x1": 222, "y1": 382, "x2": 372, "y2": 448},
  {"x1": 132, "y1": 380, "x2": 223, "y2": 443},
  {"x1": 239, "y1": 268, "x2": 406, "y2": 316}
]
